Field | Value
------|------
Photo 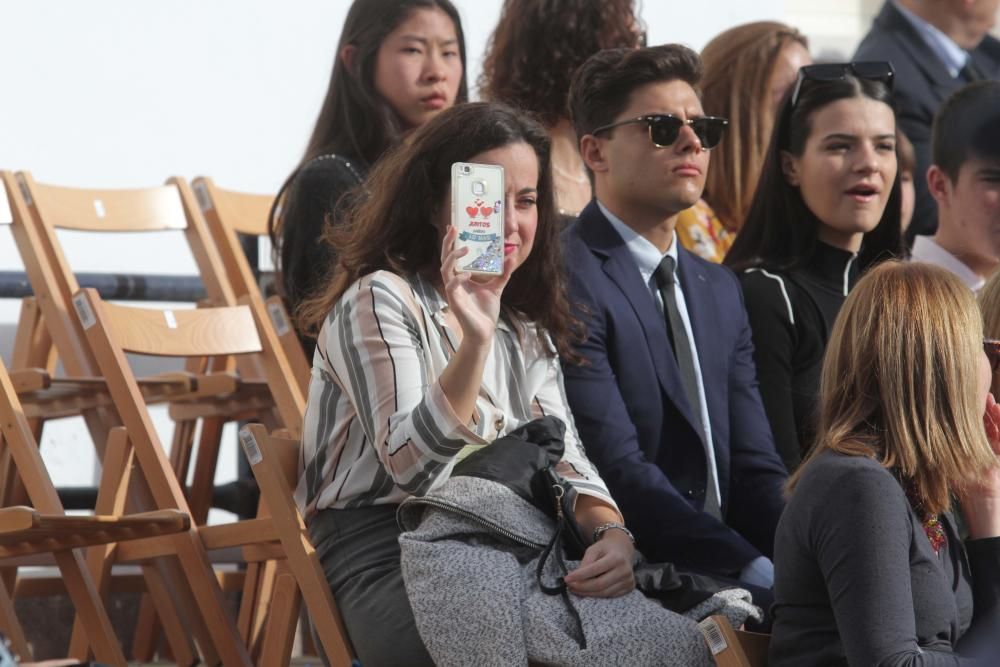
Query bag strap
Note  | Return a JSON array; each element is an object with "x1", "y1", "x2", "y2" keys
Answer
[{"x1": 535, "y1": 480, "x2": 588, "y2": 649}]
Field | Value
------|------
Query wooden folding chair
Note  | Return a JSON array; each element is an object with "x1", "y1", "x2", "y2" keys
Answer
[
  {"x1": 236, "y1": 424, "x2": 354, "y2": 666},
  {"x1": 2, "y1": 171, "x2": 305, "y2": 501},
  {"x1": 191, "y1": 177, "x2": 324, "y2": 660},
  {"x1": 191, "y1": 176, "x2": 311, "y2": 395},
  {"x1": 0, "y1": 354, "x2": 189, "y2": 666},
  {"x1": 73, "y1": 288, "x2": 350, "y2": 665},
  {"x1": 1, "y1": 171, "x2": 290, "y2": 664}
]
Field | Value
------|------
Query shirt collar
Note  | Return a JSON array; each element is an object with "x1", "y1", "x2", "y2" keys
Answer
[
  {"x1": 910, "y1": 236, "x2": 986, "y2": 292},
  {"x1": 598, "y1": 199, "x2": 678, "y2": 286},
  {"x1": 893, "y1": 0, "x2": 970, "y2": 77}
]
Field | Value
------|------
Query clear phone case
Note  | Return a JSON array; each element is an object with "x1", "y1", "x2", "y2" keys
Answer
[{"x1": 451, "y1": 162, "x2": 504, "y2": 275}]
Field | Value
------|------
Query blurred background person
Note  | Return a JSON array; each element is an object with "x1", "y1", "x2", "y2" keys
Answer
[
  {"x1": 478, "y1": 0, "x2": 642, "y2": 218},
  {"x1": 725, "y1": 63, "x2": 903, "y2": 471},
  {"x1": 855, "y1": 0, "x2": 1000, "y2": 242},
  {"x1": 699, "y1": 22, "x2": 811, "y2": 235},
  {"x1": 270, "y1": 0, "x2": 468, "y2": 358},
  {"x1": 911, "y1": 80, "x2": 1000, "y2": 292},
  {"x1": 897, "y1": 127, "x2": 918, "y2": 234}
]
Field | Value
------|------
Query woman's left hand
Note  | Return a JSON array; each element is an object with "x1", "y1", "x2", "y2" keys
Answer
[
  {"x1": 958, "y1": 393, "x2": 1000, "y2": 539},
  {"x1": 563, "y1": 530, "x2": 636, "y2": 598},
  {"x1": 985, "y1": 393, "x2": 1000, "y2": 451}
]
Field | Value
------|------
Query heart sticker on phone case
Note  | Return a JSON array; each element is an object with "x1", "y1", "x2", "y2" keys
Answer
[
  {"x1": 481, "y1": 206, "x2": 494, "y2": 217},
  {"x1": 466, "y1": 206, "x2": 480, "y2": 217}
]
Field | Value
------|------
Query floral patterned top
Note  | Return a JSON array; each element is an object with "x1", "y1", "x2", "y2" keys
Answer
[{"x1": 676, "y1": 199, "x2": 734, "y2": 264}]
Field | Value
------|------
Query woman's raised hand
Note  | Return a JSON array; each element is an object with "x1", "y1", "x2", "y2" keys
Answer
[
  {"x1": 958, "y1": 393, "x2": 1000, "y2": 539},
  {"x1": 439, "y1": 225, "x2": 515, "y2": 346}
]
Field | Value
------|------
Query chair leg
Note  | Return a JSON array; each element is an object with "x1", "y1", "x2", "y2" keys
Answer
[
  {"x1": 189, "y1": 416, "x2": 225, "y2": 525},
  {"x1": 237, "y1": 561, "x2": 263, "y2": 641},
  {"x1": 54, "y1": 549, "x2": 127, "y2": 666},
  {"x1": 130, "y1": 595, "x2": 160, "y2": 663},
  {"x1": 0, "y1": 576, "x2": 31, "y2": 662},
  {"x1": 141, "y1": 562, "x2": 199, "y2": 666},
  {"x1": 257, "y1": 567, "x2": 299, "y2": 667}
]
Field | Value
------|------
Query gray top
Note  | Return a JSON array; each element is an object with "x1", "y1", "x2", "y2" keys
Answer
[{"x1": 770, "y1": 451, "x2": 1000, "y2": 665}]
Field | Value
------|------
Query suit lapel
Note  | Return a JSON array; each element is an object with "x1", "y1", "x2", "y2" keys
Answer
[{"x1": 577, "y1": 204, "x2": 703, "y2": 432}]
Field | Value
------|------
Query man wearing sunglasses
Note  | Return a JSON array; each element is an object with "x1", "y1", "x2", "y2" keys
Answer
[
  {"x1": 560, "y1": 44, "x2": 787, "y2": 617},
  {"x1": 911, "y1": 81, "x2": 1000, "y2": 291},
  {"x1": 855, "y1": 0, "x2": 1000, "y2": 242}
]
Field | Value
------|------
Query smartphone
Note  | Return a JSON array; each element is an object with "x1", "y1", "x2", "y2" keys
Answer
[{"x1": 451, "y1": 162, "x2": 505, "y2": 275}]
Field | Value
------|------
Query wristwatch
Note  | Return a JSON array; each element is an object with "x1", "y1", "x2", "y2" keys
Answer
[{"x1": 592, "y1": 521, "x2": 635, "y2": 544}]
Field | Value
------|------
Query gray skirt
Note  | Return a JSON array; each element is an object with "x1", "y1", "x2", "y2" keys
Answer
[{"x1": 308, "y1": 504, "x2": 434, "y2": 667}]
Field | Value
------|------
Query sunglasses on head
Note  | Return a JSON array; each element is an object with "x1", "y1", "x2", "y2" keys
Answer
[
  {"x1": 591, "y1": 114, "x2": 729, "y2": 150},
  {"x1": 789, "y1": 61, "x2": 895, "y2": 108},
  {"x1": 986, "y1": 339, "x2": 1000, "y2": 372}
]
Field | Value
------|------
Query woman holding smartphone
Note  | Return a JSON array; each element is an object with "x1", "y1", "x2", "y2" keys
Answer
[
  {"x1": 724, "y1": 62, "x2": 902, "y2": 471},
  {"x1": 270, "y1": 0, "x2": 467, "y2": 357},
  {"x1": 294, "y1": 103, "x2": 635, "y2": 665},
  {"x1": 770, "y1": 261, "x2": 1000, "y2": 664}
]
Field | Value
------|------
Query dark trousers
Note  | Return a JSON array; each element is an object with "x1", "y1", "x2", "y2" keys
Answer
[{"x1": 308, "y1": 504, "x2": 433, "y2": 667}]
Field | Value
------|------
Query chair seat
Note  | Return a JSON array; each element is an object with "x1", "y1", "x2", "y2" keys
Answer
[{"x1": 0, "y1": 506, "x2": 190, "y2": 558}]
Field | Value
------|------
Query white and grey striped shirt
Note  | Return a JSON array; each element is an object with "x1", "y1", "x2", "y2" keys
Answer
[{"x1": 295, "y1": 270, "x2": 616, "y2": 519}]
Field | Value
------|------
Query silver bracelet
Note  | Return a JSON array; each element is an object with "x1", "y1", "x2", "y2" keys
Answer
[{"x1": 592, "y1": 521, "x2": 634, "y2": 544}]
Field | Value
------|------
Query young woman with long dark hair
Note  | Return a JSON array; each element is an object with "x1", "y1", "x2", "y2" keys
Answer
[
  {"x1": 724, "y1": 63, "x2": 903, "y2": 471},
  {"x1": 270, "y1": 0, "x2": 467, "y2": 357}
]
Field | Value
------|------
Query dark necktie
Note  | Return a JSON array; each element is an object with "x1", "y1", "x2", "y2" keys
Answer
[
  {"x1": 960, "y1": 59, "x2": 983, "y2": 83},
  {"x1": 653, "y1": 255, "x2": 722, "y2": 519}
]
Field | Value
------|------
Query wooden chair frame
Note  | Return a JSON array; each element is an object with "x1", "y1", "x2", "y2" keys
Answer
[
  {"x1": 191, "y1": 176, "x2": 311, "y2": 397},
  {"x1": 0, "y1": 354, "x2": 190, "y2": 666},
  {"x1": 236, "y1": 424, "x2": 355, "y2": 666},
  {"x1": 0, "y1": 171, "x2": 281, "y2": 664}
]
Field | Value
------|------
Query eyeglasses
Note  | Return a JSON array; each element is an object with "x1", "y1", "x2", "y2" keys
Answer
[
  {"x1": 590, "y1": 114, "x2": 729, "y2": 150},
  {"x1": 789, "y1": 61, "x2": 895, "y2": 108},
  {"x1": 986, "y1": 339, "x2": 1000, "y2": 372}
]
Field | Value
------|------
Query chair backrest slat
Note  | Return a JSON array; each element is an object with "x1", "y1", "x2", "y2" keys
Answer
[
  {"x1": 28, "y1": 180, "x2": 188, "y2": 232},
  {"x1": 72, "y1": 292, "x2": 262, "y2": 357},
  {"x1": 193, "y1": 178, "x2": 273, "y2": 236}
]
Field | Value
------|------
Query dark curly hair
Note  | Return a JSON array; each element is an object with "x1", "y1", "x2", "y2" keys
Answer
[
  {"x1": 297, "y1": 102, "x2": 581, "y2": 359},
  {"x1": 478, "y1": 0, "x2": 640, "y2": 127}
]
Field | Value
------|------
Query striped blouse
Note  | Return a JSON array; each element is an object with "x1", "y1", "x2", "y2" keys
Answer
[{"x1": 295, "y1": 270, "x2": 617, "y2": 519}]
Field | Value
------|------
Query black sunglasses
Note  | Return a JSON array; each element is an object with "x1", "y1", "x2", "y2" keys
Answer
[
  {"x1": 591, "y1": 114, "x2": 729, "y2": 150},
  {"x1": 789, "y1": 61, "x2": 895, "y2": 108},
  {"x1": 986, "y1": 339, "x2": 1000, "y2": 372}
]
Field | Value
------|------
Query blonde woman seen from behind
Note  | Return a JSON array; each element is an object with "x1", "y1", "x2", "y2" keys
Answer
[{"x1": 770, "y1": 261, "x2": 1000, "y2": 665}]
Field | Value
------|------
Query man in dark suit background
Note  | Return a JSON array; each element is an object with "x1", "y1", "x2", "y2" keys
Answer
[
  {"x1": 855, "y1": 0, "x2": 1000, "y2": 241},
  {"x1": 560, "y1": 44, "x2": 787, "y2": 602}
]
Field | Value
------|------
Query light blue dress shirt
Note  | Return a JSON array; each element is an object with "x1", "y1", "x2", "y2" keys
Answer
[{"x1": 893, "y1": 0, "x2": 970, "y2": 78}]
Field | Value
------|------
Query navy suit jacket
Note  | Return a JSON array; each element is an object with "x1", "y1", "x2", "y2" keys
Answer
[
  {"x1": 560, "y1": 202, "x2": 787, "y2": 576},
  {"x1": 854, "y1": 1, "x2": 1000, "y2": 240}
]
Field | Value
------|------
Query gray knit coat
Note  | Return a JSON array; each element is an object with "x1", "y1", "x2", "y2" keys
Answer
[{"x1": 398, "y1": 476, "x2": 759, "y2": 666}]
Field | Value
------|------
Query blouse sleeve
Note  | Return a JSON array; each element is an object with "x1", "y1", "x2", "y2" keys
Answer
[
  {"x1": 320, "y1": 273, "x2": 478, "y2": 496},
  {"x1": 528, "y1": 339, "x2": 618, "y2": 512}
]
